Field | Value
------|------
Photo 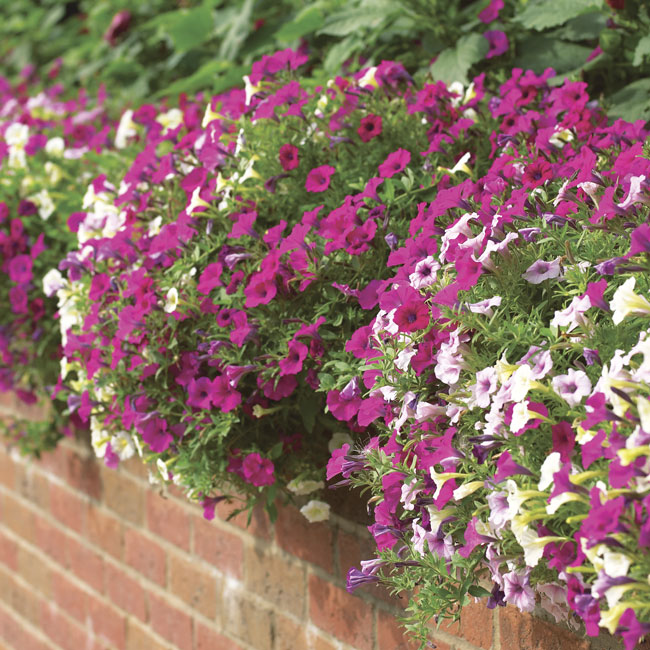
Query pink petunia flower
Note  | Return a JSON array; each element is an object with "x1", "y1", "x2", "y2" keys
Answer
[
  {"x1": 357, "y1": 114, "x2": 382, "y2": 142},
  {"x1": 378, "y1": 148, "x2": 411, "y2": 178},
  {"x1": 278, "y1": 143, "x2": 299, "y2": 171},
  {"x1": 8, "y1": 254, "x2": 33, "y2": 284},
  {"x1": 305, "y1": 165, "x2": 335, "y2": 192},
  {"x1": 242, "y1": 452, "x2": 275, "y2": 486}
]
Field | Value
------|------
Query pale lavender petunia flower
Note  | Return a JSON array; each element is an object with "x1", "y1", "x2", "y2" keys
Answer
[
  {"x1": 467, "y1": 296, "x2": 502, "y2": 317},
  {"x1": 409, "y1": 255, "x2": 440, "y2": 289},
  {"x1": 550, "y1": 295, "x2": 591, "y2": 332},
  {"x1": 487, "y1": 491, "x2": 510, "y2": 533},
  {"x1": 503, "y1": 568, "x2": 536, "y2": 612},
  {"x1": 522, "y1": 257, "x2": 562, "y2": 284},
  {"x1": 551, "y1": 368, "x2": 592, "y2": 407},
  {"x1": 470, "y1": 367, "x2": 498, "y2": 409}
]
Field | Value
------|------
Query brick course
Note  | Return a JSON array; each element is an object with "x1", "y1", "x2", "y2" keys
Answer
[{"x1": 0, "y1": 431, "x2": 621, "y2": 650}]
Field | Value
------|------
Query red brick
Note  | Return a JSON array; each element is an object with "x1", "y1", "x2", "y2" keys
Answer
[
  {"x1": 39, "y1": 602, "x2": 87, "y2": 650},
  {"x1": 102, "y1": 468, "x2": 145, "y2": 525},
  {"x1": 195, "y1": 622, "x2": 243, "y2": 650},
  {"x1": 377, "y1": 610, "x2": 422, "y2": 650},
  {"x1": 309, "y1": 573, "x2": 373, "y2": 650},
  {"x1": 275, "y1": 505, "x2": 334, "y2": 573},
  {"x1": 0, "y1": 531, "x2": 18, "y2": 571},
  {"x1": 169, "y1": 551, "x2": 217, "y2": 618},
  {"x1": 1, "y1": 493, "x2": 35, "y2": 542},
  {"x1": 124, "y1": 528, "x2": 166, "y2": 586},
  {"x1": 0, "y1": 606, "x2": 51, "y2": 650},
  {"x1": 60, "y1": 446, "x2": 102, "y2": 500},
  {"x1": 51, "y1": 571, "x2": 86, "y2": 622},
  {"x1": 17, "y1": 545, "x2": 51, "y2": 598},
  {"x1": 499, "y1": 606, "x2": 589, "y2": 650},
  {"x1": 148, "y1": 592, "x2": 193, "y2": 650},
  {"x1": 223, "y1": 591, "x2": 274, "y2": 650},
  {"x1": 275, "y1": 613, "x2": 307, "y2": 649},
  {"x1": 245, "y1": 543, "x2": 306, "y2": 618},
  {"x1": 147, "y1": 490, "x2": 191, "y2": 551},
  {"x1": 105, "y1": 563, "x2": 147, "y2": 621},
  {"x1": 49, "y1": 484, "x2": 85, "y2": 533},
  {"x1": 86, "y1": 592, "x2": 126, "y2": 648},
  {"x1": 337, "y1": 529, "x2": 374, "y2": 582},
  {"x1": 193, "y1": 515, "x2": 244, "y2": 579},
  {"x1": 65, "y1": 536, "x2": 104, "y2": 594},
  {"x1": 126, "y1": 618, "x2": 169, "y2": 650},
  {"x1": 6, "y1": 573, "x2": 40, "y2": 625},
  {"x1": 33, "y1": 516, "x2": 67, "y2": 566},
  {"x1": 428, "y1": 639, "x2": 454, "y2": 650},
  {"x1": 86, "y1": 503, "x2": 123, "y2": 559},
  {"x1": 459, "y1": 600, "x2": 493, "y2": 649}
]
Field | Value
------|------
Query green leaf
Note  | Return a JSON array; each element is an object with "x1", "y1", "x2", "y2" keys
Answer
[
  {"x1": 430, "y1": 33, "x2": 488, "y2": 85},
  {"x1": 607, "y1": 78, "x2": 650, "y2": 122},
  {"x1": 634, "y1": 35, "x2": 650, "y2": 66},
  {"x1": 551, "y1": 11, "x2": 607, "y2": 41},
  {"x1": 516, "y1": 0, "x2": 603, "y2": 31},
  {"x1": 276, "y1": 6, "x2": 323, "y2": 43},
  {"x1": 268, "y1": 442, "x2": 284, "y2": 459},
  {"x1": 298, "y1": 393, "x2": 319, "y2": 433},
  {"x1": 167, "y1": 5, "x2": 214, "y2": 53},
  {"x1": 513, "y1": 35, "x2": 591, "y2": 75},
  {"x1": 219, "y1": 0, "x2": 254, "y2": 60},
  {"x1": 318, "y1": 6, "x2": 394, "y2": 37},
  {"x1": 468, "y1": 585, "x2": 492, "y2": 598}
]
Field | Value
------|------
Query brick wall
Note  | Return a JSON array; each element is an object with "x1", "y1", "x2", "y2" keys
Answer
[{"x1": 0, "y1": 408, "x2": 624, "y2": 650}]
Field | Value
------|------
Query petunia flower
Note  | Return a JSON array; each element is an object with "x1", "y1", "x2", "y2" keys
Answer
[
  {"x1": 242, "y1": 453, "x2": 275, "y2": 486},
  {"x1": 305, "y1": 165, "x2": 335, "y2": 192},
  {"x1": 378, "y1": 148, "x2": 411, "y2": 178},
  {"x1": 278, "y1": 143, "x2": 299, "y2": 171},
  {"x1": 522, "y1": 257, "x2": 562, "y2": 284},
  {"x1": 357, "y1": 114, "x2": 382, "y2": 142},
  {"x1": 610, "y1": 277, "x2": 650, "y2": 324},
  {"x1": 484, "y1": 30, "x2": 509, "y2": 59},
  {"x1": 551, "y1": 369, "x2": 592, "y2": 407}
]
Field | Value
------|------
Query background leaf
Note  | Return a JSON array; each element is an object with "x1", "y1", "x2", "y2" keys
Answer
[
  {"x1": 430, "y1": 33, "x2": 488, "y2": 85},
  {"x1": 516, "y1": 0, "x2": 603, "y2": 31}
]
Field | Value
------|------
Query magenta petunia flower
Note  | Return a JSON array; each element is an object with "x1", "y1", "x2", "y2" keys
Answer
[
  {"x1": 522, "y1": 158, "x2": 553, "y2": 188},
  {"x1": 242, "y1": 452, "x2": 275, "y2": 486},
  {"x1": 197, "y1": 262, "x2": 223, "y2": 295},
  {"x1": 305, "y1": 165, "x2": 335, "y2": 192},
  {"x1": 278, "y1": 143, "x2": 299, "y2": 171},
  {"x1": 8, "y1": 254, "x2": 33, "y2": 284},
  {"x1": 187, "y1": 376, "x2": 213, "y2": 410},
  {"x1": 244, "y1": 273, "x2": 277, "y2": 308},
  {"x1": 278, "y1": 339, "x2": 308, "y2": 376},
  {"x1": 140, "y1": 417, "x2": 173, "y2": 453},
  {"x1": 484, "y1": 30, "x2": 509, "y2": 59},
  {"x1": 211, "y1": 375, "x2": 242, "y2": 412},
  {"x1": 378, "y1": 148, "x2": 411, "y2": 178},
  {"x1": 357, "y1": 114, "x2": 382, "y2": 142},
  {"x1": 479, "y1": 0, "x2": 504, "y2": 23},
  {"x1": 393, "y1": 298, "x2": 430, "y2": 333}
]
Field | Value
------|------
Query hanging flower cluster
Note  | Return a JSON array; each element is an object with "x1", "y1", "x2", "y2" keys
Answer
[
  {"x1": 0, "y1": 71, "x2": 125, "y2": 454},
  {"x1": 327, "y1": 70, "x2": 650, "y2": 648},
  {"x1": 52, "y1": 50, "x2": 489, "y2": 518}
]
